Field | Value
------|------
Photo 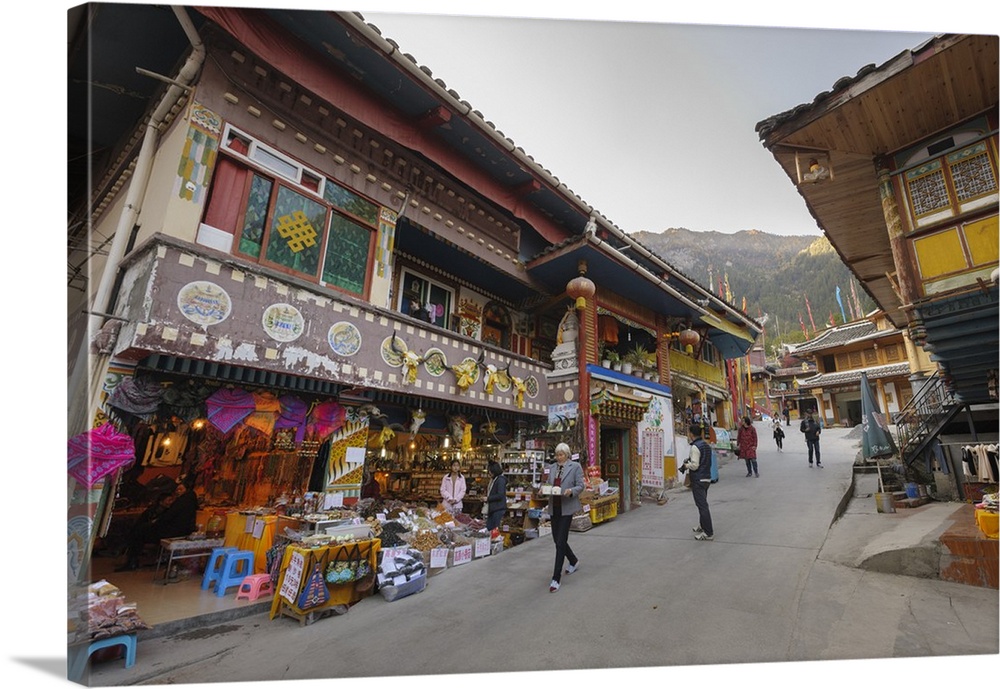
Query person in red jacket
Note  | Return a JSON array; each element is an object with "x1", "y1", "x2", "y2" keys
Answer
[{"x1": 737, "y1": 416, "x2": 759, "y2": 478}]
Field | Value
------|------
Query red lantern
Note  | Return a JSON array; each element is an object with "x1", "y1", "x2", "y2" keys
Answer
[
  {"x1": 566, "y1": 275, "x2": 596, "y2": 310},
  {"x1": 679, "y1": 327, "x2": 700, "y2": 354}
]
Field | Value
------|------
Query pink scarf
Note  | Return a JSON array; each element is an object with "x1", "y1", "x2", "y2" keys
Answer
[
  {"x1": 67, "y1": 423, "x2": 136, "y2": 487},
  {"x1": 205, "y1": 387, "x2": 256, "y2": 434}
]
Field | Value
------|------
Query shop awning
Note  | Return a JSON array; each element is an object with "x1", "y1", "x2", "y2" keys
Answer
[{"x1": 699, "y1": 313, "x2": 756, "y2": 359}]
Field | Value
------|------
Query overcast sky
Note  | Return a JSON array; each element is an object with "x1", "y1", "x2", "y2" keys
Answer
[{"x1": 356, "y1": 8, "x2": 951, "y2": 237}]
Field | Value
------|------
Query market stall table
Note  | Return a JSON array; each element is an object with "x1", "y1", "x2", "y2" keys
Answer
[
  {"x1": 270, "y1": 538, "x2": 380, "y2": 625},
  {"x1": 153, "y1": 536, "x2": 225, "y2": 583},
  {"x1": 224, "y1": 512, "x2": 277, "y2": 574}
]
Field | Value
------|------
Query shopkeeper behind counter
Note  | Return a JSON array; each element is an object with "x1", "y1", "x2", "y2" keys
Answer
[{"x1": 116, "y1": 476, "x2": 199, "y2": 571}]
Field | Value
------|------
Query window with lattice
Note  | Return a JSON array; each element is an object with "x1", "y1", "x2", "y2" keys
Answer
[
  {"x1": 849, "y1": 351, "x2": 863, "y2": 368},
  {"x1": 835, "y1": 353, "x2": 849, "y2": 371},
  {"x1": 202, "y1": 124, "x2": 378, "y2": 297},
  {"x1": 884, "y1": 344, "x2": 900, "y2": 362},
  {"x1": 864, "y1": 349, "x2": 878, "y2": 365}
]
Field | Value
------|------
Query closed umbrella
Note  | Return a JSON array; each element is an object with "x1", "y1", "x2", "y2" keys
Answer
[{"x1": 860, "y1": 371, "x2": 898, "y2": 460}]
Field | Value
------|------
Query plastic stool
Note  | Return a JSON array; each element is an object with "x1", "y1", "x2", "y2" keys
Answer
[
  {"x1": 235, "y1": 573, "x2": 274, "y2": 602},
  {"x1": 215, "y1": 549, "x2": 254, "y2": 597},
  {"x1": 201, "y1": 547, "x2": 238, "y2": 591},
  {"x1": 68, "y1": 632, "x2": 137, "y2": 682}
]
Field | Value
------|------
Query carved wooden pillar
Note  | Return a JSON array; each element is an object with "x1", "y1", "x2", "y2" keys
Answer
[{"x1": 874, "y1": 157, "x2": 919, "y2": 307}]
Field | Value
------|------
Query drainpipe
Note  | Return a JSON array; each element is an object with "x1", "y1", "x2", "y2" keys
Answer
[{"x1": 68, "y1": 6, "x2": 206, "y2": 436}]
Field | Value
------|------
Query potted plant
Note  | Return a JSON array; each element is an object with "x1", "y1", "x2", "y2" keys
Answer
[
  {"x1": 643, "y1": 350, "x2": 658, "y2": 380},
  {"x1": 598, "y1": 343, "x2": 612, "y2": 369},
  {"x1": 624, "y1": 344, "x2": 649, "y2": 377},
  {"x1": 606, "y1": 350, "x2": 621, "y2": 371}
]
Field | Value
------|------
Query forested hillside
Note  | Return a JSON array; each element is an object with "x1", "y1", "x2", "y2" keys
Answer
[{"x1": 630, "y1": 228, "x2": 876, "y2": 354}]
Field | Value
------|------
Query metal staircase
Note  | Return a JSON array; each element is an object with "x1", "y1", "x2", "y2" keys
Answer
[{"x1": 894, "y1": 372, "x2": 965, "y2": 467}]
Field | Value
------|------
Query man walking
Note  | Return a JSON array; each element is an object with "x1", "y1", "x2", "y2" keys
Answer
[
  {"x1": 800, "y1": 412, "x2": 823, "y2": 467},
  {"x1": 681, "y1": 424, "x2": 714, "y2": 541}
]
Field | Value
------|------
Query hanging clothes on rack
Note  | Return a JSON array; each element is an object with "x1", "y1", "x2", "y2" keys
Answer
[{"x1": 960, "y1": 444, "x2": 999, "y2": 483}]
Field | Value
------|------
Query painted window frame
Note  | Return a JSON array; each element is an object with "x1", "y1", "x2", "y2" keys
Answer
[
  {"x1": 397, "y1": 268, "x2": 456, "y2": 330},
  {"x1": 206, "y1": 124, "x2": 379, "y2": 298}
]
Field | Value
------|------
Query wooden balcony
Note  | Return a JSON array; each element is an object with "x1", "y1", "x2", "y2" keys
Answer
[{"x1": 668, "y1": 351, "x2": 726, "y2": 387}]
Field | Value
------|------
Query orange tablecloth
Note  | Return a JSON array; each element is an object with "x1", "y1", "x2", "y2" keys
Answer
[
  {"x1": 269, "y1": 538, "x2": 380, "y2": 620},
  {"x1": 223, "y1": 512, "x2": 278, "y2": 573},
  {"x1": 975, "y1": 509, "x2": 998, "y2": 539}
]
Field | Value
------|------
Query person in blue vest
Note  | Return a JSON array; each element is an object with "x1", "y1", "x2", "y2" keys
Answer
[{"x1": 680, "y1": 424, "x2": 715, "y2": 541}]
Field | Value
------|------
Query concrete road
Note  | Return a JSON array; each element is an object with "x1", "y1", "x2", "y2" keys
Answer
[{"x1": 64, "y1": 424, "x2": 1000, "y2": 686}]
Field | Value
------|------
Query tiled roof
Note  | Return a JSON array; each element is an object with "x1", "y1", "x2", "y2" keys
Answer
[
  {"x1": 754, "y1": 36, "x2": 938, "y2": 141},
  {"x1": 774, "y1": 366, "x2": 815, "y2": 377},
  {"x1": 793, "y1": 321, "x2": 885, "y2": 354},
  {"x1": 798, "y1": 363, "x2": 911, "y2": 387}
]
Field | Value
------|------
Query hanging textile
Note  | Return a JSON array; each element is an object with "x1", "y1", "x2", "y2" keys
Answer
[
  {"x1": 106, "y1": 378, "x2": 164, "y2": 416},
  {"x1": 161, "y1": 381, "x2": 211, "y2": 422},
  {"x1": 205, "y1": 387, "x2": 255, "y2": 434},
  {"x1": 244, "y1": 391, "x2": 282, "y2": 436},
  {"x1": 67, "y1": 422, "x2": 137, "y2": 488},
  {"x1": 597, "y1": 315, "x2": 620, "y2": 345},
  {"x1": 307, "y1": 400, "x2": 346, "y2": 441},
  {"x1": 274, "y1": 395, "x2": 308, "y2": 444}
]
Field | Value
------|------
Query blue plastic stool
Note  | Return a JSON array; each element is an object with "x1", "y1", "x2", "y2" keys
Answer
[
  {"x1": 201, "y1": 546, "x2": 238, "y2": 591},
  {"x1": 215, "y1": 550, "x2": 254, "y2": 597},
  {"x1": 68, "y1": 632, "x2": 137, "y2": 682}
]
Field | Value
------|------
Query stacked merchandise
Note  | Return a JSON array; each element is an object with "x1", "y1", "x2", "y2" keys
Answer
[
  {"x1": 69, "y1": 580, "x2": 151, "y2": 645},
  {"x1": 377, "y1": 548, "x2": 427, "y2": 601}
]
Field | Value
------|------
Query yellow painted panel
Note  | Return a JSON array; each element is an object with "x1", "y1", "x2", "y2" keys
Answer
[
  {"x1": 913, "y1": 229, "x2": 968, "y2": 279},
  {"x1": 963, "y1": 215, "x2": 999, "y2": 266}
]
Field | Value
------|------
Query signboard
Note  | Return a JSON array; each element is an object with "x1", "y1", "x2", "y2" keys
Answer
[
  {"x1": 638, "y1": 392, "x2": 673, "y2": 489},
  {"x1": 452, "y1": 544, "x2": 472, "y2": 566},
  {"x1": 279, "y1": 550, "x2": 305, "y2": 604},
  {"x1": 474, "y1": 537, "x2": 490, "y2": 558},
  {"x1": 430, "y1": 548, "x2": 448, "y2": 568}
]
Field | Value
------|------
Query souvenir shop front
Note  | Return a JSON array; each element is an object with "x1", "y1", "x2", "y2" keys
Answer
[{"x1": 87, "y1": 352, "x2": 553, "y2": 568}]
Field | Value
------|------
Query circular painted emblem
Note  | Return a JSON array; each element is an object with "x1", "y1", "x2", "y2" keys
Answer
[
  {"x1": 460, "y1": 357, "x2": 481, "y2": 385},
  {"x1": 423, "y1": 348, "x2": 447, "y2": 376},
  {"x1": 328, "y1": 321, "x2": 361, "y2": 356},
  {"x1": 177, "y1": 281, "x2": 231, "y2": 326},
  {"x1": 525, "y1": 375, "x2": 539, "y2": 398},
  {"x1": 495, "y1": 369, "x2": 512, "y2": 392},
  {"x1": 262, "y1": 303, "x2": 305, "y2": 342},
  {"x1": 381, "y1": 335, "x2": 406, "y2": 367}
]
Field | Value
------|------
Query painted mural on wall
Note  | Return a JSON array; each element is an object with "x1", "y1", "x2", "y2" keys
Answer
[{"x1": 326, "y1": 419, "x2": 369, "y2": 497}]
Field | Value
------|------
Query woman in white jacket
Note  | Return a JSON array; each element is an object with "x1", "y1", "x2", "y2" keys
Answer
[{"x1": 440, "y1": 459, "x2": 466, "y2": 514}]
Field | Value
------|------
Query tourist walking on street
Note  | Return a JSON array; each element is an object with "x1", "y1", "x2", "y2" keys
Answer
[
  {"x1": 772, "y1": 416, "x2": 785, "y2": 451},
  {"x1": 800, "y1": 412, "x2": 823, "y2": 467},
  {"x1": 545, "y1": 442, "x2": 583, "y2": 592},
  {"x1": 681, "y1": 424, "x2": 714, "y2": 541},
  {"x1": 737, "y1": 416, "x2": 759, "y2": 477},
  {"x1": 782, "y1": 405, "x2": 790, "y2": 426}
]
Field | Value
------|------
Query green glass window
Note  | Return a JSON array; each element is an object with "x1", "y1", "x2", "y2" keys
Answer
[
  {"x1": 238, "y1": 174, "x2": 273, "y2": 258},
  {"x1": 264, "y1": 186, "x2": 328, "y2": 277},
  {"x1": 324, "y1": 178, "x2": 379, "y2": 225},
  {"x1": 322, "y1": 213, "x2": 372, "y2": 295}
]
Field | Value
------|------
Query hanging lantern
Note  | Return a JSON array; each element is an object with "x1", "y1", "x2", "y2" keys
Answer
[
  {"x1": 679, "y1": 327, "x2": 700, "y2": 354},
  {"x1": 566, "y1": 259, "x2": 596, "y2": 310}
]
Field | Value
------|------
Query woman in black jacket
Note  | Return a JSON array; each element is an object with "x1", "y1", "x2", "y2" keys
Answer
[{"x1": 484, "y1": 461, "x2": 507, "y2": 531}]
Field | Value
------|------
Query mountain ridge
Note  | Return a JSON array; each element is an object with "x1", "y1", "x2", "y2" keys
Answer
[{"x1": 629, "y1": 227, "x2": 875, "y2": 350}]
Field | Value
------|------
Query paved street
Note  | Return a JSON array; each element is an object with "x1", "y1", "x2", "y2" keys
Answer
[{"x1": 28, "y1": 424, "x2": 1000, "y2": 687}]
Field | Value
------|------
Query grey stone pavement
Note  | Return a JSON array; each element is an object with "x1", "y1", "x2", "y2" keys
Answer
[{"x1": 10, "y1": 424, "x2": 999, "y2": 688}]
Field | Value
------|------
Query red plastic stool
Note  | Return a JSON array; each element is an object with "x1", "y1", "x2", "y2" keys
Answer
[{"x1": 235, "y1": 573, "x2": 274, "y2": 602}]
